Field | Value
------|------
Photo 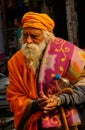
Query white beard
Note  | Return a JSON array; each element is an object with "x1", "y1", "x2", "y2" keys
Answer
[{"x1": 21, "y1": 40, "x2": 46, "y2": 73}]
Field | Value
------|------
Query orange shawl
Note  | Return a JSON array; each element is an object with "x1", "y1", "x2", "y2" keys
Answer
[{"x1": 6, "y1": 50, "x2": 41, "y2": 130}]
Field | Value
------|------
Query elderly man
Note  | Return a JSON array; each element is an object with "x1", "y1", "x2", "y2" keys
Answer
[{"x1": 6, "y1": 12, "x2": 85, "y2": 130}]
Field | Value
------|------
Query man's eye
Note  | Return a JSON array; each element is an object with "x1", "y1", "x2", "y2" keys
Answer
[
  {"x1": 31, "y1": 35, "x2": 38, "y2": 39},
  {"x1": 23, "y1": 34, "x2": 28, "y2": 38}
]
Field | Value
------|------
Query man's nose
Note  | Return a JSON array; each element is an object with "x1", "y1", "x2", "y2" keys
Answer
[{"x1": 26, "y1": 35, "x2": 33, "y2": 44}]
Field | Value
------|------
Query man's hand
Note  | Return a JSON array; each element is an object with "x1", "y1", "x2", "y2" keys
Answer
[
  {"x1": 43, "y1": 95, "x2": 59, "y2": 113},
  {"x1": 34, "y1": 94, "x2": 49, "y2": 110},
  {"x1": 33, "y1": 94, "x2": 60, "y2": 113}
]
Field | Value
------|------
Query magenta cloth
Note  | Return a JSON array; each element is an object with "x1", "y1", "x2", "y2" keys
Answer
[
  {"x1": 38, "y1": 38, "x2": 74, "y2": 95},
  {"x1": 38, "y1": 38, "x2": 82, "y2": 128}
]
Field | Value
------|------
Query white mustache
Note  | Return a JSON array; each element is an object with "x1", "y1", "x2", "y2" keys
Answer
[
  {"x1": 22, "y1": 43, "x2": 39, "y2": 52},
  {"x1": 27, "y1": 43, "x2": 40, "y2": 53}
]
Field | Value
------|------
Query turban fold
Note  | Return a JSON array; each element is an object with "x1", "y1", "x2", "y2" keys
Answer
[{"x1": 21, "y1": 12, "x2": 55, "y2": 32}]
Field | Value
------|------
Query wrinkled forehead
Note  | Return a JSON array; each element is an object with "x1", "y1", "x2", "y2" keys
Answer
[{"x1": 22, "y1": 27, "x2": 43, "y2": 35}]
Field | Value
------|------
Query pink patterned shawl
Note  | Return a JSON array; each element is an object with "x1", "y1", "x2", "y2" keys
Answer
[{"x1": 38, "y1": 37, "x2": 85, "y2": 128}]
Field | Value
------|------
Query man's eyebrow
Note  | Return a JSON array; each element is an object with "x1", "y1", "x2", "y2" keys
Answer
[{"x1": 31, "y1": 33, "x2": 41, "y2": 35}]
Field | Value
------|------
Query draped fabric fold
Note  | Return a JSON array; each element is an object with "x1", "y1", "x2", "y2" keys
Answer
[{"x1": 6, "y1": 50, "x2": 41, "y2": 130}]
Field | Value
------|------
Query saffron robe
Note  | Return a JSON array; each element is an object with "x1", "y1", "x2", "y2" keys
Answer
[{"x1": 6, "y1": 50, "x2": 41, "y2": 130}]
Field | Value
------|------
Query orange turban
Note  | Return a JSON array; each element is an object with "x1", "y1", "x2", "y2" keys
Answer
[{"x1": 21, "y1": 12, "x2": 55, "y2": 32}]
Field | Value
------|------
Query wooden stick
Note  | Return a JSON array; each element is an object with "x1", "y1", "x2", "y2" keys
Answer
[{"x1": 55, "y1": 87, "x2": 73, "y2": 130}]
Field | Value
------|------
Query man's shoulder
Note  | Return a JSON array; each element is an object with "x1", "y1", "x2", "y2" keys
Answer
[
  {"x1": 51, "y1": 37, "x2": 74, "y2": 48},
  {"x1": 8, "y1": 50, "x2": 24, "y2": 63}
]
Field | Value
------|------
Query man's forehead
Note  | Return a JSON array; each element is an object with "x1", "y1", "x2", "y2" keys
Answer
[{"x1": 23, "y1": 27, "x2": 43, "y2": 34}]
